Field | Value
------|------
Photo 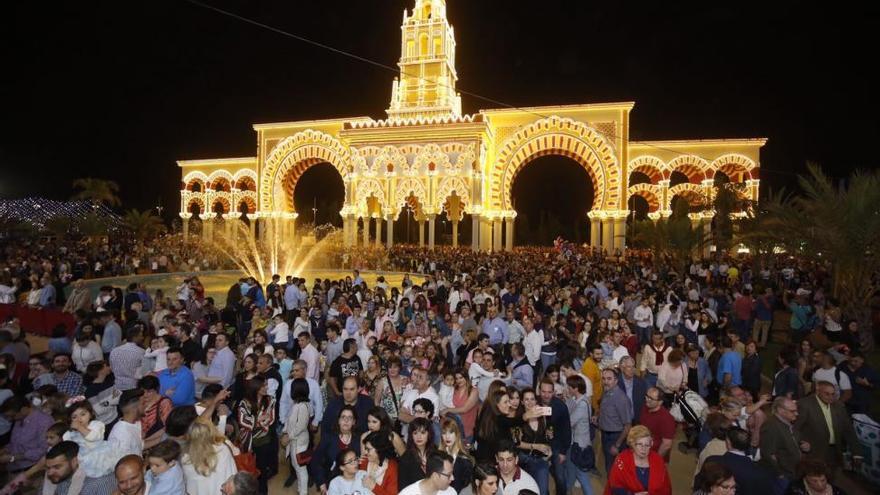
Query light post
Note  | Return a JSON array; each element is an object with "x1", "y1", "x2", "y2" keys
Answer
[{"x1": 312, "y1": 196, "x2": 318, "y2": 236}]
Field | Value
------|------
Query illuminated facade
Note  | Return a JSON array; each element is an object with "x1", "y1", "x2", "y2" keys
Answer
[{"x1": 178, "y1": 0, "x2": 765, "y2": 251}]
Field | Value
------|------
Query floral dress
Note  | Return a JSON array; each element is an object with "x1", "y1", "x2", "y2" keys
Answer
[{"x1": 379, "y1": 376, "x2": 408, "y2": 420}]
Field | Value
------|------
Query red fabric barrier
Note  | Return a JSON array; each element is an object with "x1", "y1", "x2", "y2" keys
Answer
[{"x1": 0, "y1": 303, "x2": 76, "y2": 337}]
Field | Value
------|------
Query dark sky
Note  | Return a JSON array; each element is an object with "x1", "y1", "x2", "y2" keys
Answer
[{"x1": 3, "y1": 0, "x2": 878, "y2": 225}]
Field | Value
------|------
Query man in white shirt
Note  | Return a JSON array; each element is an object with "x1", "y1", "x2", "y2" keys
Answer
[
  {"x1": 608, "y1": 329, "x2": 630, "y2": 364},
  {"x1": 399, "y1": 366, "x2": 440, "y2": 424},
  {"x1": 812, "y1": 351, "x2": 852, "y2": 402},
  {"x1": 496, "y1": 440, "x2": 540, "y2": 495},
  {"x1": 269, "y1": 314, "x2": 289, "y2": 348},
  {"x1": 297, "y1": 332, "x2": 320, "y2": 382},
  {"x1": 522, "y1": 316, "x2": 544, "y2": 368},
  {"x1": 279, "y1": 359, "x2": 323, "y2": 431},
  {"x1": 398, "y1": 452, "x2": 457, "y2": 495},
  {"x1": 633, "y1": 298, "x2": 654, "y2": 348}
]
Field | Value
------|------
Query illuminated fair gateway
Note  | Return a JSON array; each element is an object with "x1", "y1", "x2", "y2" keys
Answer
[{"x1": 178, "y1": 0, "x2": 765, "y2": 251}]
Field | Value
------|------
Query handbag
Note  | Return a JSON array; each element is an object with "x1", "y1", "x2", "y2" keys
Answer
[
  {"x1": 295, "y1": 448, "x2": 313, "y2": 466},
  {"x1": 227, "y1": 438, "x2": 261, "y2": 477},
  {"x1": 570, "y1": 442, "x2": 595, "y2": 471},
  {"x1": 384, "y1": 371, "x2": 403, "y2": 433}
]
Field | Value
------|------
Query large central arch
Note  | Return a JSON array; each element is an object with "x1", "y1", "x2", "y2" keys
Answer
[
  {"x1": 260, "y1": 130, "x2": 351, "y2": 212},
  {"x1": 492, "y1": 116, "x2": 621, "y2": 212}
]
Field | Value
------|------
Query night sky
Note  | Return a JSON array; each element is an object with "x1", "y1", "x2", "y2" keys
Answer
[{"x1": 3, "y1": 0, "x2": 878, "y2": 239}]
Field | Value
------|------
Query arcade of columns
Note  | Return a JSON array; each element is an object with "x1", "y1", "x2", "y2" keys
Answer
[{"x1": 178, "y1": 0, "x2": 765, "y2": 252}]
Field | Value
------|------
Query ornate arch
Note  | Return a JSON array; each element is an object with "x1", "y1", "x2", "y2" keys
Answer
[
  {"x1": 208, "y1": 170, "x2": 234, "y2": 186},
  {"x1": 210, "y1": 194, "x2": 232, "y2": 213},
  {"x1": 233, "y1": 169, "x2": 257, "y2": 189},
  {"x1": 493, "y1": 116, "x2": 621, "y2": 211},
  {"x1": 236, "y1": 193, "x2": 257, "y2": 214},
  {"x1": 185, "y1": 195, "x2": 205, "y2": 214},
  {"x1": 261, "y1": 130, "x2": 350, "y2": 212},
  {"x1": 667, "y1": 155, "x2": 709, "y2": 183},
  {"x1": 374, "y1": 146, "x2": 409, "y2": 176},
  {"x1": 627, "y1": 183, "x2": 661, "y2": 212},
  {"x1": 710, "y1": 154, "x2": 757, "y2": 182},
  {"x1": 436, "y1": 176, "x2": 472, "y2": 214},
  {"x1": 183, "y1": 172, "x2": 208, "y2": 192},
  {"x1": 628, "y1": 155, "x2": 667, "y2": 183},
  {"x1": 394, "y1": 177, "x2": 429, "y2": 217},
  {"x1": 355, "y1": 178, "x2": 386, "y2": 215},
  {"x1": 668, "y1": 182, "x2": 706, "y2": 208},
  {"x1": 413, "y1": 143, "x2": 450, "y2": 175}
]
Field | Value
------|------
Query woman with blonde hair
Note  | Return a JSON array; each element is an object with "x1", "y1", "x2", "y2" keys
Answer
[
  {"x1": 439, "y1": 418, "x2": 474, "y2": 492},
  {"x1": 604, "y1": 425, "x2": 671, "y2": 495},
  {"x1": 181, "y1": 420, "x2": 238, "y2": 495}
]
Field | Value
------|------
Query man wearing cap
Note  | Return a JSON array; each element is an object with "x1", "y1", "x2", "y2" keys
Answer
[{"x1": 108, "y1": 389, "x2": 144, "y2": 457}]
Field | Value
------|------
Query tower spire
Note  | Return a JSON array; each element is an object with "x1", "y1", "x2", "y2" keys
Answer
[{"x1": 387, "y1": 0, "x2": 461, "y2": 121}]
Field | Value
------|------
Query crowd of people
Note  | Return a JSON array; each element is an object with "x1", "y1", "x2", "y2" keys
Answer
[{"x1": 0, "y1": 235, "x2": 877, "y2": 495}]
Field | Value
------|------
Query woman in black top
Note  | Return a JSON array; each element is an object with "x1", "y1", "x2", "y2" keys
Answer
[
  {"x1": 516, "y1": 388, "x2": 552, "y2": 494},
  {"x1": 397, "y1": 417, "x2": 435, "y2": 490}
]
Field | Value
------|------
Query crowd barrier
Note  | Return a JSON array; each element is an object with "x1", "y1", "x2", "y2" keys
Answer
[{"x1": 0, "y1": 303, "x2": 76, "y2": 337}]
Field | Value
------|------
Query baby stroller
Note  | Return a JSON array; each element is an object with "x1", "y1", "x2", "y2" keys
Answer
[{"x1": 671, "y1": 390, "x2": 708, "y2": 453}]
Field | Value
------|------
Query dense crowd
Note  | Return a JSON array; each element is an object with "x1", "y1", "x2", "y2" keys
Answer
[{"x1": 0, "y1": 237, "x2": 878, "y2": 495}]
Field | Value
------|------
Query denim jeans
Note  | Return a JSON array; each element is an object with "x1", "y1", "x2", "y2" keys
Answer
[
  {"x1": 519, "y1": 453, "x2": 551, "y2": 495},
  {"x1": 600, "y1": 430, "x2": 622, "y2": 474},
  {"x1": 564, "y1": 445, "x2": 595, "y2": 495},
  {"x1": 636, "y1": 325, "x2": 652, "y2": 348}
]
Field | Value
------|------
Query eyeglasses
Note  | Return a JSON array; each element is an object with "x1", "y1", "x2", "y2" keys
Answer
[
  {"x1": 437, "y1": 471, "x2": 454, "y2": 479},
  {"x1": 341, "y1": 457, "x2": 359, "y2": 466},
  {"x1": 645, "y1": 395, "x2": 661, "y2": 401},
  {"x1": 634, "y1": 442, "x2": 652, "y2": 448},
  {"x1": 413, "y1": 409, "x2": 426, "y2": 414}
]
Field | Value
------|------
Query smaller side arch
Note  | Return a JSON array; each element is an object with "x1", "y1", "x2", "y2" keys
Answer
[
  {"x1": 667, "y1": 155, "x2": 709, "y2": 184},
  {"x1": 628, "y1": 155, "x2": 668, "y2": 183},
  {"x1": 627, "y1": 183, "x2": 661, "y2": 212}
]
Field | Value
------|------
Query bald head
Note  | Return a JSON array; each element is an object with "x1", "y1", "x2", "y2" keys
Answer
[{"x1": 114, "y1": 455, "x2": 146, "y2": 495}]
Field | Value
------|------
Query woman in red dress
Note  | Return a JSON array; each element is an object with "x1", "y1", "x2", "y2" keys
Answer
[{"x1": 604, "y1": 425, "x2": 672, "y2": 495}]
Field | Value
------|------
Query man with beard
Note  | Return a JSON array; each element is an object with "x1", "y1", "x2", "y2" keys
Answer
[
  {"x1": 45, "y1": 441, "x2": 116, "y2": 494},
  {"x1": 113, "y1": 455, "x2": 147, "y2": 495},
  {"x1": 48, "y1": 353, "x2": 84, "y2": 396}
]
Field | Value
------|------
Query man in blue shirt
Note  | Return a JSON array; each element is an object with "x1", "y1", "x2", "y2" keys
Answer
[
  {"x1": 716, "y1": 335, "x2": 743, "y2": 388},
  {"x1": 158, "y1": 348, "x2": 195, "y2": 406},
  {"x1": 99, "y1": 311, "x2": 122, "y2": 358},
  {"x1": 481, "y1": 305, "x2": 508, "y2": 348}
]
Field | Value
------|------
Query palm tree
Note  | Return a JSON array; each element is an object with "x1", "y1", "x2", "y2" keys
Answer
[
  {"x1": 631, "y1": 200, "x2": 706, "y2": 273},
  {"x1": 71, "y1": 178, "x2": 121, "y2": 207},
  {"x1": 754, "y1": 163, "x2": 880, "y2": 349},
  {"x1": 123, "y1": 209, "x2": 166, "y2": 241}
]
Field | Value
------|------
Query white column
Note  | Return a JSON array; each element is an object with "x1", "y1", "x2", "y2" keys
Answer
[
  {"x1": 428, "y1": 214, "x2": 436, "y2": 250},
  {"x1": 362, "y1": 218, "x2": 370, "y2": 247},
  {"x1": 471, "y1": 215, "x2": 480, "y2": 251},
  {"x1": 451, "y1": 220, "x2": 459, "y2": 248},
  {"x1": 180, "y1": 213, "x2": 191, "y2": 239},
  {"x1": 613, "y1": 216, "x2": 626, "y2": 252},
  {"x1": 418, "y1": 220, "x2": 426, "y2": 247},
  {"x1": 386, "y1": 214, "x2": 394, "y2": 249},
  {"x1": 480, "y1": 216, "x2": 492, "y2": 251},
  {"x1": 590, "y1": 217, "x2": 600, "y2": 247},
  {"x1": 374, "y1": 217, "x2": 382, "y2": 247},
  {"x1": 504, "y1": 217, "x2": 515, "y2": 251},
  {"x1": 601, "y1": 218, "x2": 613, "y2": 251},
  {"x1": 492, "y1": 219, "x2": 502, "y2": 252}
]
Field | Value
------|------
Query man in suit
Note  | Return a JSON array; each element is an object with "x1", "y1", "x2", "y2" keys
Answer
[
  {"x1": 618, "y1": 355, "x2": 648, "y2": 424},
  {"x1": 704, "y1": 427, "x2": 774, "y2": 492},
  {"x1": 795, "y1": 381, "x2": 864, "y2": 470},
  {"x1": 759, "y1": 397, "x2": 808, "y2": 481}
]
